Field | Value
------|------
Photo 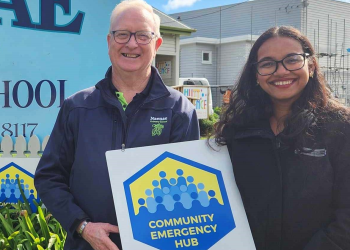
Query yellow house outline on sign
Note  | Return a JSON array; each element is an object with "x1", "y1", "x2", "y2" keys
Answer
[{"x1": 0, "y1": 162, "x2": 38, "y2": 203}]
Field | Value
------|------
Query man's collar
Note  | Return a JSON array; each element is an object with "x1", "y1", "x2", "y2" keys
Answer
[
  {"x1": 106, "y1": 66, "x2": 153, "y2": 97},
  {"x1": 96, "y1": 66, "x2": 170, "y2": 105}
]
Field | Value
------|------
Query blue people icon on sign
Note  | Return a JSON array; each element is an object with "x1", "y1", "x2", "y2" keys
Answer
[
  {"x1": 124, "y1": 152, "x2": 235, "y2": 250},
  {"x1": 137, "y1": 169, "x2": 220, "y2": 214}
]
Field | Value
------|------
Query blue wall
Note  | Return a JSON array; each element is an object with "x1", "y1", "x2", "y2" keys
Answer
[{"x1": 0, "y1": 0, "x2": 121, "y2": 140}]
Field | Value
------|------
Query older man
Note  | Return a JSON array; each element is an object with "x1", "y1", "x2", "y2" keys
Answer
[{"x1": 34, "y1": 1, "x2": 199, "y2": 249}]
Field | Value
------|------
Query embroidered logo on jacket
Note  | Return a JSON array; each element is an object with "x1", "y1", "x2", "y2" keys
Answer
[
  {"x1": 150, "y1": 117, "x2": 168, "y2": 136},
  {"x1": 294, "y1": 148, "x2": 327, "y2": 157}
]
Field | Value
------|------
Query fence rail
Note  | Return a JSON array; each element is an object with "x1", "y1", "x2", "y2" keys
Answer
[{"x1": 0, "y1": 135, "x2": 49, "y2": 158}]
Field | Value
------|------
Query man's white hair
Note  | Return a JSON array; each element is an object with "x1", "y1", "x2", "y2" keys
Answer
[{"x1": 109, "y1": 0, "x2": 161, "y2": 37}]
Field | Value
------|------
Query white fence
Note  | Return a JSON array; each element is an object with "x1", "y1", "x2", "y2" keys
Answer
[{"x1": 0, "y1": 135, "x2": 49, "y2": 158}]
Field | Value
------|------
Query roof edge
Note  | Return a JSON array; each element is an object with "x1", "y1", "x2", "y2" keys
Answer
[
  {"x1": 160, "y1": 25, "x2": 196, "y2": 32},
  {"x1": 154, "y1": 7, "x2": 195, "y2": 31},
  {"x1": 180, "y1": 35, "x2": 260, "y2": 45}
]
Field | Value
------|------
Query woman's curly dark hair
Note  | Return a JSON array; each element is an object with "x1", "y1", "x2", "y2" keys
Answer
[{"x1": 214, "y1": 26, "x2": 349, "y2": 148}]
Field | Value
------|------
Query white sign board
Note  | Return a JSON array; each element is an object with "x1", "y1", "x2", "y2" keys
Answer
[
  {"x1": 182, "y1": 86, "x2": 209, "y2": 119},
  {"x1": 106, "y1": 140, "x2": 256, "y2": 250},
  {"x1": 156, "y1": 61, "x2": 171, "y2": 79}
]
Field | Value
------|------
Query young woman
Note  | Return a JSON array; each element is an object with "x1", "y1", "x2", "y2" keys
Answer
[{"x1": 215, "y1": 26, "x2": 350, "y2": 250}]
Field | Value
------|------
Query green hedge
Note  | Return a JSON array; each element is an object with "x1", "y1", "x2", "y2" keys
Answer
[
  {"x1": 0, "y1": 181, "x2": 66, "y2": 250},
  {"x1": 199, "y1": 107, "x2": 222, "y2": 136}
]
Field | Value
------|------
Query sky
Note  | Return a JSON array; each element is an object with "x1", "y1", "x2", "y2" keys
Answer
[
  {"x1": 146, "y1": 0, "x2": 350, "y2": 14},
  {"x1": 146, "y1": 0, "x2": 248, "y2": 14}
]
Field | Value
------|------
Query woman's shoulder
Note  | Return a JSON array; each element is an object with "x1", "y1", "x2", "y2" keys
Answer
[
  {"x1": 317, "y1": 108, "x2": 350, "y2": 152},
  {"x1": 320, "y1": 108, "x2": 350, "y2": 133},
  {"x1": 221, "y1": 119, "x2": 271, "y2": 142}
]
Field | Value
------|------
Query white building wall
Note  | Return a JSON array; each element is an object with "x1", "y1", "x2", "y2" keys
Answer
[
  {"x1": 172, "y1": 0, "x2": 302, "y2": 39},
  {"x1": 172, "y1": 7, "x2": 221, "y2": 39},
  {"x1": 158, "y1": 34, "x2": 176, "y2": 55},
  {"x1": 179, "y1": 44, "x2": 197, "y2": 78},
  {"x1": 305, "y1": 0, "x2": 350, "y2": 105},
  {"x1": 195, "y1": 44, "x2": 217, "y2": 86},
  {"x1": 179, "y1": 44, "x2": 217, "y2": 85},
  {"x1": 156, "y1": 34, "x2": 182, "y2": 86},
  {"x1": 173, "y1": 0, "x2": 304, "y2": 92},
  {"x1": 156, "y1": 55, "x2": 176, "y2": 86},
  {"x1": 175, "y1": 0, "x2": 350, "y2": 106},
  {"x1": 218, "y1": 41, "x2": 250, "y2": 86},
  {"x1": 304, "y1": 0, "x2": 350, "y2": 52}
]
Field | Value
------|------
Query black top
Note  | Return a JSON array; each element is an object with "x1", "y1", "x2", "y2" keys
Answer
[{"x1": 225, "y1": 118, "x2": 350, "y2": 250}]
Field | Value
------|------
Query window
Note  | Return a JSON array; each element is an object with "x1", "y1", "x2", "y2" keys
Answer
[
  {"x1": 184, "y1": 81, "x2": 195, "y2": 85},
  {"x1": 184, "y1": 80, "x2": 204, "y2": 86},
  {"x1": 202, "y1": 51, "x2": 212, "y2": 64}
]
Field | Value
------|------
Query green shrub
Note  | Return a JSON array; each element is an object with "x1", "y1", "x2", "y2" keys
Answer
[
  {"x1": 199, "y1": 107, "x2": 222, "y2": 136},
  {"x1": 0, "y1": 182, "x2": 66, "y2": 250},
  {"x1": 213, "y1": 106, "x2": 222, "y2": 116}
]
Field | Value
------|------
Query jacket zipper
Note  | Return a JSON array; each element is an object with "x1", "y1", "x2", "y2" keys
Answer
[
  {"x1": 112, "y1": 110, "x2": 118, "y2": 150},
  {"x1": 271, "y1": 136, "x2": 283, "y2": 250},
  {"x1": 122, "y1": 108, "x2": 140, "y2": 149}
]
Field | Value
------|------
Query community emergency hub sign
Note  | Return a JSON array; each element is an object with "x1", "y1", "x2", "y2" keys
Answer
[
  {"x1": 106, "y1": 140, "x2": 256, "y2": 250},
  {"x1": 0, "y1": 0, "x2": 120, "y2": 141}
]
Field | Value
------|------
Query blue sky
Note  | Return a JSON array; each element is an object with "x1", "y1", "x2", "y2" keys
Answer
[
  {"x1": 146, "y1": 0, "x2": 350, "y2": 14},
  {"x1": 146, "y1": 0, "x2": 248, "y2": 14}
]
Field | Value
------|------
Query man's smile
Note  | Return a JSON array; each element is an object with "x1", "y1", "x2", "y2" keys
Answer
[{"x1": 121, "y1": 53, "x2": 140, "y2": 58}]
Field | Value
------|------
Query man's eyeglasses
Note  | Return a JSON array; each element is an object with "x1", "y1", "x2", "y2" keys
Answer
[
  {"x1": 253, "y1": 53, "x2": 310, "y2": 76},
  {"x1": 110, "y1": 30, "x2": 156, "y2": 45}
]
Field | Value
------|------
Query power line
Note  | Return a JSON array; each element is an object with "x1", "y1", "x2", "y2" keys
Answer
[{"x1": 161, "y1": 1, "x2": 249, "y2": 25}]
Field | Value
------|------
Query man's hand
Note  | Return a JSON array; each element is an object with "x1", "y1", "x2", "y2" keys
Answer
[{"x1": 81, "y1": 222, "x2": 120, "y2": 250}]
